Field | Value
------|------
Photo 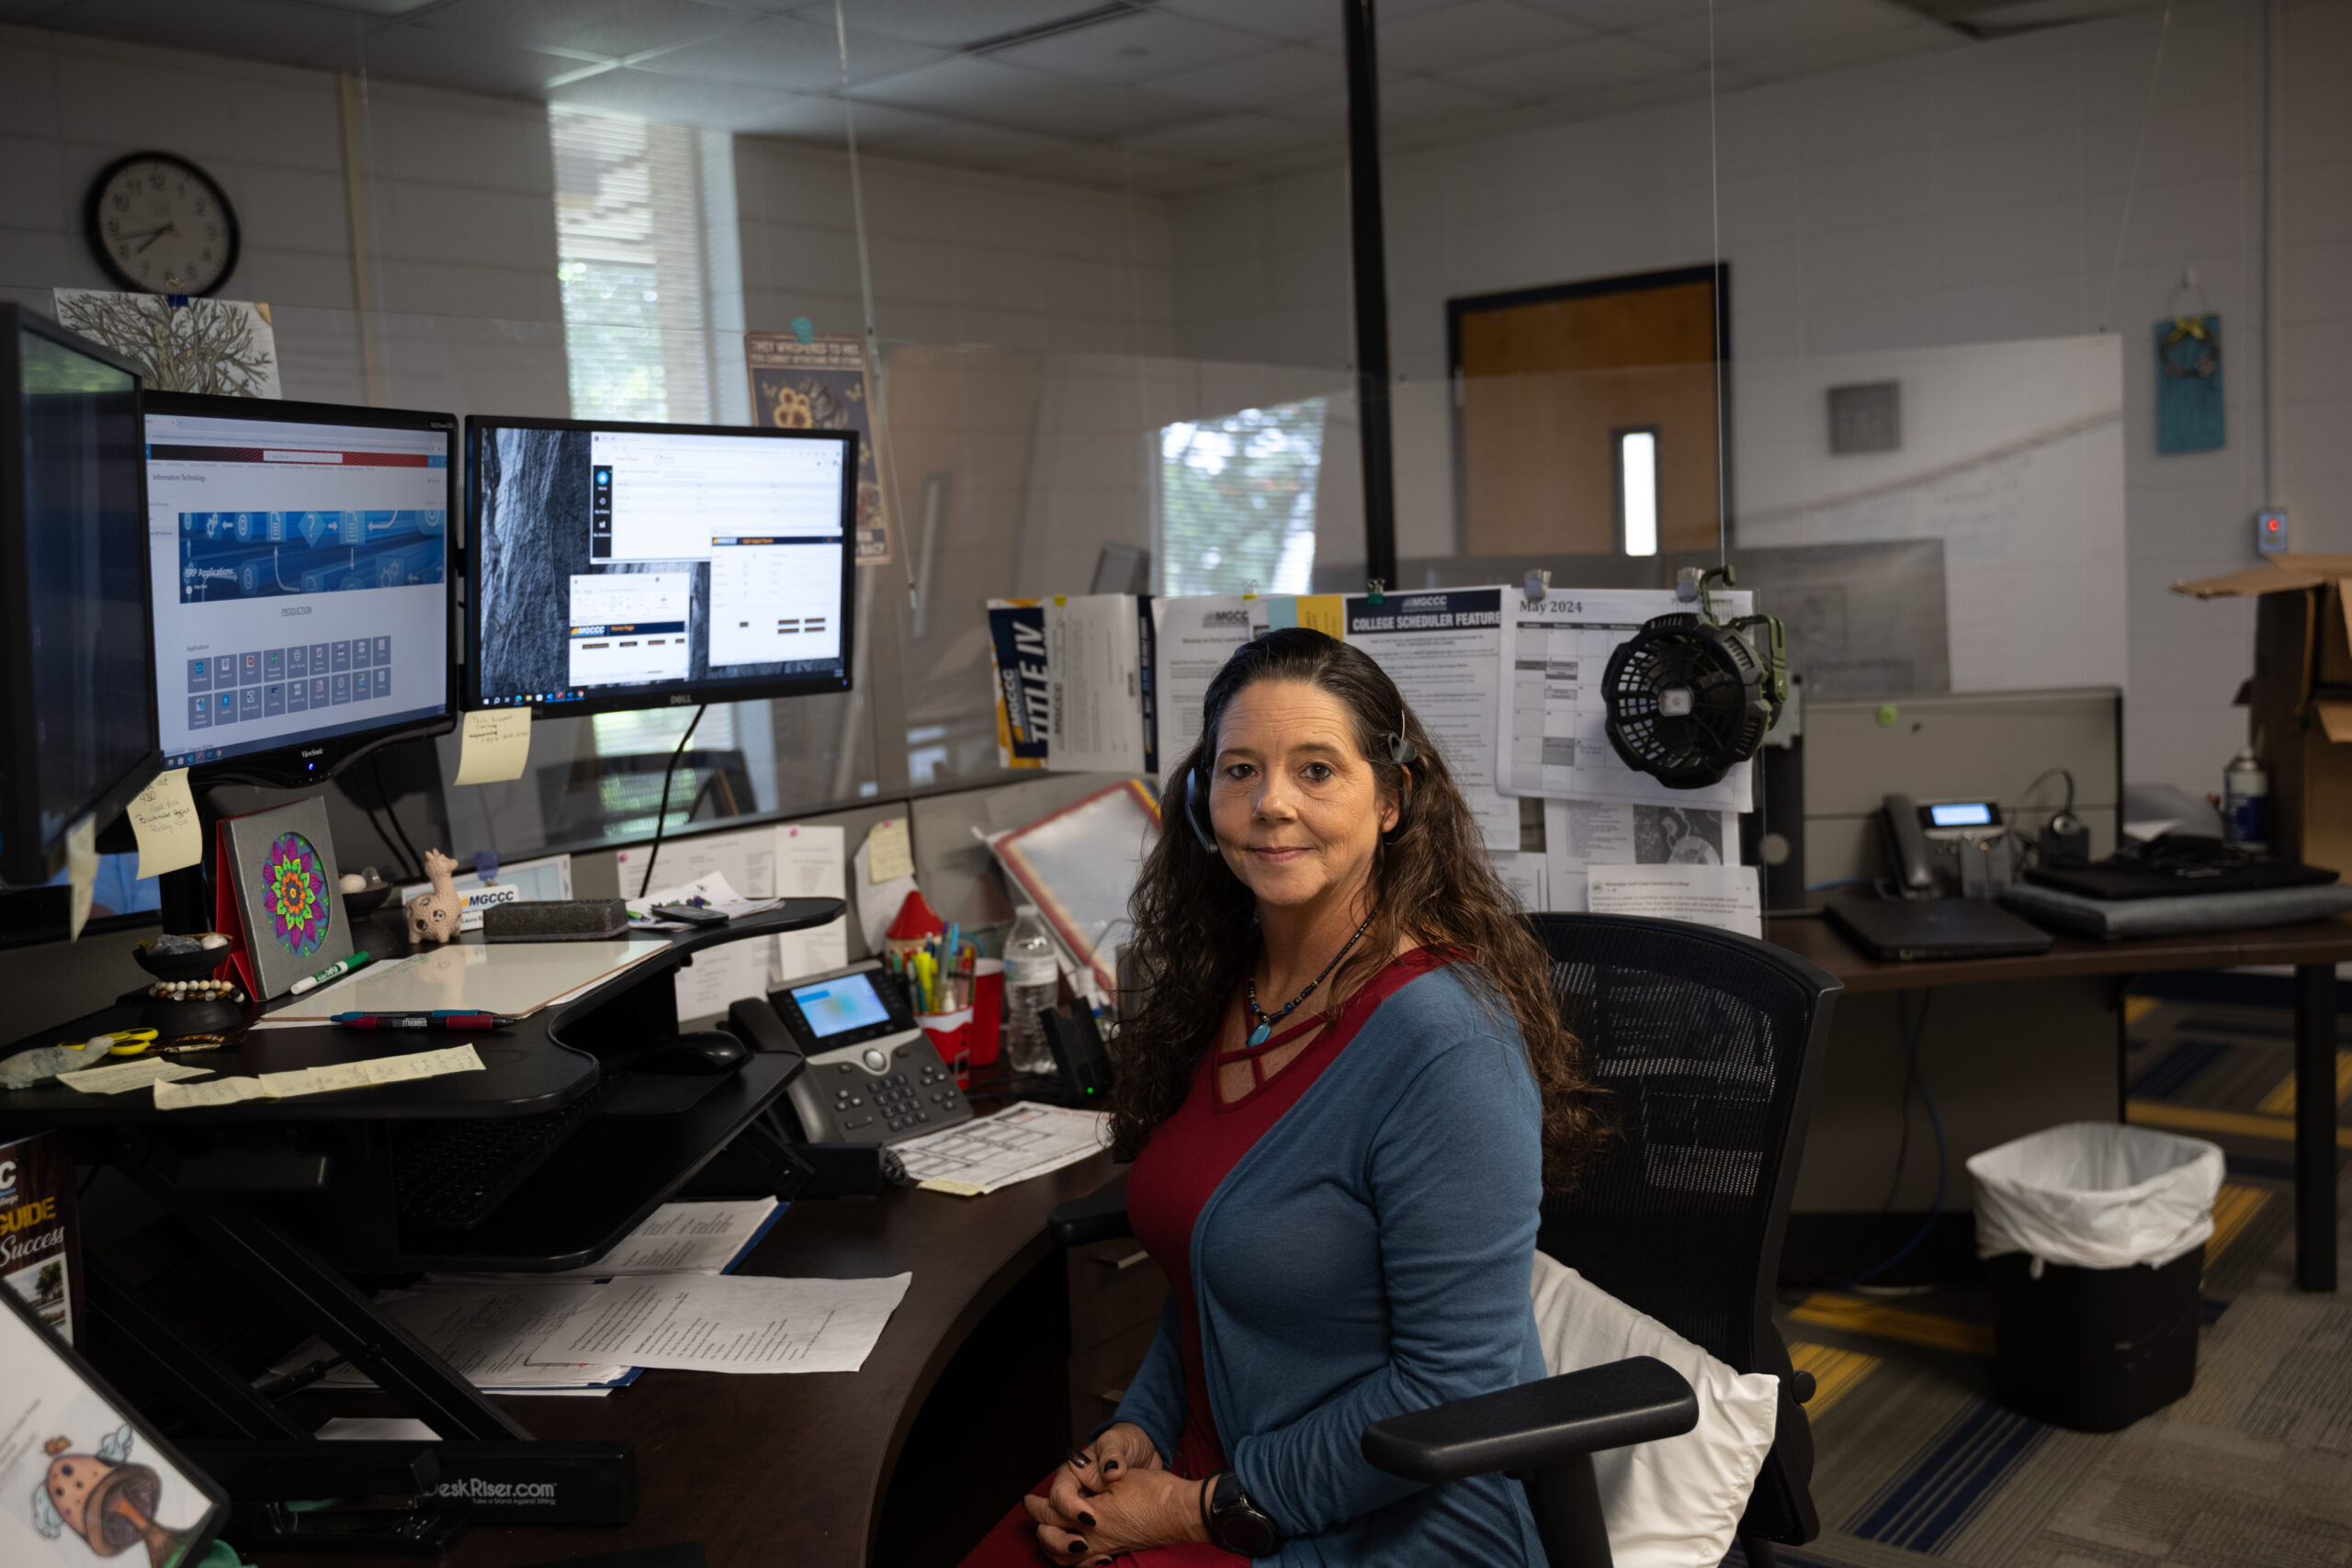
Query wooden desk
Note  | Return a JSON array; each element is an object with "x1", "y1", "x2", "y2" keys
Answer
[
  {"x1": 1768, "y1": 914, "x2": 2352, "y2": 1292},
  {"x1": 269, "y1": 1152, "x2": 1123, "y2": 1568}
]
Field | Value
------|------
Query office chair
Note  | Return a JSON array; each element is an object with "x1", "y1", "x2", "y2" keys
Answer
[
  {"x1": 1049, "y1": 914, "x2": 1840, "y2": 1568},
  {"x1": 536, "y1": 749, "x2": 755, "y2": 843}
]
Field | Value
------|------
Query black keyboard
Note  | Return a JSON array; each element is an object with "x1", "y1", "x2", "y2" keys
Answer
[{"x1": 393, "y1": 1081, "x2": 605, "y2": 1231}]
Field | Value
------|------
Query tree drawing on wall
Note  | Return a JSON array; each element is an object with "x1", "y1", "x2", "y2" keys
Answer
[{"x1": 52, "y1": 290, "x2": 277, "y2": 397}]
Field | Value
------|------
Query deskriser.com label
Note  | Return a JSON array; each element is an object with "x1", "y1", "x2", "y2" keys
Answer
[{"x1": 421, "y1": 1468, "x2": 634, "y2": 1524}]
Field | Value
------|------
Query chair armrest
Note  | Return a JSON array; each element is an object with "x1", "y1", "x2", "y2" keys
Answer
[
  {"x1": 1048, "y1": 1189, "x2": 1133, "y2": 1248},
  {"x1": 1360, "y1": 1357, "x2": 1698, "y2": 1483}
]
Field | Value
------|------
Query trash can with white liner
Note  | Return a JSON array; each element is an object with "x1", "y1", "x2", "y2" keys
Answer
[{"x1": 1966, "y1": 1122, "x2": 2224, "y2": 1431}]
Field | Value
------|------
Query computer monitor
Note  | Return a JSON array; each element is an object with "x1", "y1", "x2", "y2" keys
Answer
[
  {"x1": 466, "y1": 415, "x2": 856, "y2": 718},
  {"x1": 0, "y1": 305, "x2": 160, "y2": 886},
  {"x1": 143, "y1": 394, "x2": 458, "y2": 788}
]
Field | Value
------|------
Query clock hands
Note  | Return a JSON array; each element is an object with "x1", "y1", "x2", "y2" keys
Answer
[{"x1": 134, "y1": 224, "x2": 180, "y2": 254}]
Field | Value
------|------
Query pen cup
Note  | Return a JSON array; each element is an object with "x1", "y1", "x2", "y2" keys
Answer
[
  {"x1": 916, "y1": 1005, "x2": 975, "y2": 1089},
  {"x1": 966, "y1": 959, "x2": 1003, "y2": 1071}
]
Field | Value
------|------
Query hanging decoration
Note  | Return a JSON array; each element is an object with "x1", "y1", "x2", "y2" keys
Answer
[{"x1": 2155, "y1": 271, "x2": 2222, "y2": 455}]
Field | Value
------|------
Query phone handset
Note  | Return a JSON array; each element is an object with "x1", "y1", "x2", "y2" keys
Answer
[{"x1": 1881, "y1": 793, "x2": 1939, "y2": 898}]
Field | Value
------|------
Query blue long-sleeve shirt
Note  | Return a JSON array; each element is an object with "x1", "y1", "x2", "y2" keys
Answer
[{"x1": 1110, "y1": 963, "x2": 1548, "y2": 1566}]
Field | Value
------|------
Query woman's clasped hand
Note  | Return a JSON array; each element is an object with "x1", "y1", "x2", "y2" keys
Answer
[{"x1": 1021, "y1": 1424, "x2": 1208, "y2": 1563}]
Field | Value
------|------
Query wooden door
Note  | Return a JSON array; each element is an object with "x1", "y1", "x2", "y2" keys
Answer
[{"x1": 1451, "y1": 265, "x2": 1724, "y2": 557}]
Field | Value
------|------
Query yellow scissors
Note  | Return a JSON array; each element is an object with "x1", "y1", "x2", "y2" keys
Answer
[{"x1": 75, "y1": 1029, "x2": 160, "y2": 1057}]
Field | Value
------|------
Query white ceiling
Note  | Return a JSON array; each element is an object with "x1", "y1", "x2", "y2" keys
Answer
[{"x1": 11, "y1": 0, "x2": 2169, "y2": 195}]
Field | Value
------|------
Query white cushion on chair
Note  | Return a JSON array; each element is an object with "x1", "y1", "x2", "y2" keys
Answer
[{"x1": 1528, "y1": 1252, "x2": 1781, "y2": 1568}]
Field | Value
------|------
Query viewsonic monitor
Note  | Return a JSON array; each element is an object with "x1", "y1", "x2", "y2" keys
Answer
[
  {"x1": 466, "y1": 415, "x2": 856, "y2": 718},
  {"x1": 143, "y1": 393, "x2": 458, "y2": 788},
  {"x1": 0, "y1": 305, "x2": 160, "y2": 885}
]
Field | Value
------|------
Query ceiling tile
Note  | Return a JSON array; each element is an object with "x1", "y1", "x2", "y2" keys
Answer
[
  {"x1": 1119, "y1": 111, "x2": 1336, "y2": 164},
  {"x1": 1561, "y1": 64, "x2": 1720, "y2": 118},
  {"x1": 1734, "y1": 22, "x2": 1959, "y2": 83},
  {"x1": 848, "y1": 54, "x2": 1208, "y2": 140},
  {"x1": 305, "y1": 25, "x2": 580, "y2": 95},
  {"x1": 1441, "y1": 33, "x2": 1691, "y2": 102},
  {"x1": 1159, "y1": 0, "x2": 1461, "y2": 46},
  {"x1": 1273, "y1": 74, "x2": 1505, "y2": 134},
  {"x1": 989, "y1": 9, "x2": 1269, "y2": 85},
  {"x1": 546, "y1": 64, "x2": 807, "y2": 130},
  {"x1": 631, "y1": 16, "x2": 944, "y2": 93},
  {"x1": 1510, "y1": 0, "x2": 1767, "y2": 31},
  {"x1": 1370, "y1": 2, "x2": 1593, "y2": 74},
  {"x1": 411, "y1": 0, "x2": 752, "y2": 62},
  {"x1": 1632, "y1": 0, "x2": 1918, "y2": 69},
  {"x1": 734, "y1": 96, "x2": 953, "y2": 144},
  {"x1": 786, "y1": 0, "x2": 1109, "y2": 50},
  {"x1": 871, "y1": 118, "x2": 1090, "y2": 173},
  {"x1": 1147, "y1": 44, "x2": 1351, "y2": 112},
  {"x1": 45, "y1": 0, "x2": 373, "y2": 65}
]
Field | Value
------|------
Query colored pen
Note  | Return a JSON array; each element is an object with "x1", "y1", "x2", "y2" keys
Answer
[
  {"x1": 291, "y1": 951, "x2": 371, "y2": 996},
  {"x1": 334, "y1": 1011, "x2": 518, "y2": 1032}
]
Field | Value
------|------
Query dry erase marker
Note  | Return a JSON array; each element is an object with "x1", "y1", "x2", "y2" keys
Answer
[
  {"x1": 291, "y1": 951, "x2": 370, "y2": 996},
  {"x1": 334, "y1": 1011, "x2": 518, "y2": 1032}
]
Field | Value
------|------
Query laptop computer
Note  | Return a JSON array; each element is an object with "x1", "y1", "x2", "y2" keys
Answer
[
  {"x1": 2026, "y1": 834, "x2": 2337, "y2": 901},
  {"x1": 1825, "y1": 893, "x2": 2055, "y2": 962}
]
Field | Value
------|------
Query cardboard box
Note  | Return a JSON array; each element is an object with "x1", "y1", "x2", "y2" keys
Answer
[{"x1": 2173, "y1": 554, "x2": 2352, "y2": 873}]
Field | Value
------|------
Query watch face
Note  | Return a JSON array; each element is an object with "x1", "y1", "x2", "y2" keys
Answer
[{"x1": 86, "y1": 153, "x2": 239, "y2": 296}]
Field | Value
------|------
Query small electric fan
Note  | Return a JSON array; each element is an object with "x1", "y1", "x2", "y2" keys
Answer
[{"x1": 1601, "y1": 565, "x2": 1789, "y2": 789}]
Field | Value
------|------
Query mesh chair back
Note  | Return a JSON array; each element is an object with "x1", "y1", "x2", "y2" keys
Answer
[{"x1": 1530, "y1": 913, "x2": 1838, "y2": 1547}]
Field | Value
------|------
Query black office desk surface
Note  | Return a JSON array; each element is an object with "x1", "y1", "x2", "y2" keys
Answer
[{"x1": 0, "y1": 898, "x2": 844, "y2": 1127}]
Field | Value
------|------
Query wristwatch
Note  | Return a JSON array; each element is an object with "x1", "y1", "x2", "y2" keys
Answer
[{"x1": 1202, "y1": 1472, "x2": 1281, "y2": 1557}]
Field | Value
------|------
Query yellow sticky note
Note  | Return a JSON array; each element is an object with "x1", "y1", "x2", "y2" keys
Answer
[
  {"x1": 867, "y1": 818, "x2": 914, "y2": 883},
  {"x1": 65, "y1": 815, "x2": 97, "y2": 942},
  {"x1": 1297, "y1": 595, "x2": 1346, "y2": 638},
  {"x1": 453, "y1": 709, "x2": 532, "y2": 786},
  {"x1": 129, "y1": 768, "x2": 203, "y2": 879}
]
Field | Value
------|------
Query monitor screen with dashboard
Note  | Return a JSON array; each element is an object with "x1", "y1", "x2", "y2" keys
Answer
[
  {"x1": 142, "y1": 394, "x2": 458, "y2": 788},
  {"x1": 465, "y1": 415, "x2": 857, "y2": 719}
]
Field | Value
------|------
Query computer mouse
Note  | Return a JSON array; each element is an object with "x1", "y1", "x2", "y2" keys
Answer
[{"x1": 635, "y1": 1031, "x2": 750, "y2": 1076}]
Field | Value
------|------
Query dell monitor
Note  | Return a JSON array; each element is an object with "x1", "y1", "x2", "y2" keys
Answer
[
  {"x1": 0, "y1": 305, "x2": 160, "y2": 886},
  {"x1": 143, "y1": 394, "x2": 458, "y2": 788},
  {"x1": 466, "y1": 415, "x2": 856, "y2": 718}
]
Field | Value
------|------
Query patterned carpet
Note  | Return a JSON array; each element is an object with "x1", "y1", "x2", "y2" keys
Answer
[{"x1": 1751, "y1": 987, "x2": 2352, "y2": 1568}]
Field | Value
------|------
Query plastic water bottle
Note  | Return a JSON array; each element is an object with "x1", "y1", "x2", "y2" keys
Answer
[
  {"x1": 1003, "y1": 905, "x2": 1060, "y2": 1077},
  {"x1": 2223, "y1": 745, "x2": 2270, "y2": 852}
]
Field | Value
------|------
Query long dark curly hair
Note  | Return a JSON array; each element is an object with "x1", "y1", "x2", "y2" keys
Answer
[{"x1": 1110, "y1": 628, "x2": 1600, "y2": 1190}]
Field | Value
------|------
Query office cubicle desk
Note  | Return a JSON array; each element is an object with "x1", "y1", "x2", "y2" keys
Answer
[
  {"x1": 262, "y1": 1149, "x2": 1123, "y2": 1568},
  {"x1": 0, "y1": 901, "x2": 844, "y2": 1273},
  {"x1": 1768, "y1": 913, "x2": 2351, "y2": 1292}
]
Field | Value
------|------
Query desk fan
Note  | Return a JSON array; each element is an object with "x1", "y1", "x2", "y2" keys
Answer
[{"x1": 1601, "y1": 565, "x2": 1788, "y2": 789}]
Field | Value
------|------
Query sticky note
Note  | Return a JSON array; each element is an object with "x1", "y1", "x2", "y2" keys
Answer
[
  {"x1": 60, "y1": 1058, "x2": 210, "y2": 1094},
  {"x1": 65, "y1": 815, "x2": 98, "y2": 942},
  {"x1": 453, "y1": 709, "x2": 532, "y2": 785},
  {"x1": 155, "y1": 1076, "x2": 266, "y2": 1111},
  {"x1": 129, "y1": 768, "x2": 203, "y2": 879},
  {"x1": 866, "y1": 818, "x2": 914, "y2": 884},
  {"x1": 1297, "y1": 595, "x2": 1346, "y2": 639}
]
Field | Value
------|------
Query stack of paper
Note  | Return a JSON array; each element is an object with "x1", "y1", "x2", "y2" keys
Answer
[
  {"x1": 894, "y1": 1102, "x2": 1112, "y2": 1197},
  {"x1": 151, "y1": 1045, "x2": 484, "y2": 1111}
]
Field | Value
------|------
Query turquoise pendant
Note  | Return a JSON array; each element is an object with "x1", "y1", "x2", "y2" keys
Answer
[{"x1": 1246, "y1": 1021, "x2": 1271, "y2": 1047}]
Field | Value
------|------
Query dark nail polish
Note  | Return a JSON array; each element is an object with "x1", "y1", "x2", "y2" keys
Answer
[
  {"x1": 1067, "y1": 1449, "x2": 1090, "y2": 1468},
  {"x1": 1068, "y1": 1540, "x2": 1088, "y2": 1554},
  {"x1": 1102, "y1": 1460, "x2": 1121, "y2": 1475},
  {"x1": 1078, "y1": 1512, "x2": 1097, "y2": 1529}
]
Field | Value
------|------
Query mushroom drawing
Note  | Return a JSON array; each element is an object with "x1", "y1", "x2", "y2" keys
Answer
[{"x1": 30, "y1": 1425, "x2": 195, "y2": 1566}]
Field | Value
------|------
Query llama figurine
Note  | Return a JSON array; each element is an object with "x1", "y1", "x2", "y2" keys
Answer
[{"x1": 404, "y1": 849, "x2": 464, "y2": 946}]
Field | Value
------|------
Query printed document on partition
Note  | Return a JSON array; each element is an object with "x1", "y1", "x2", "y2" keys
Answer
[
  {"x1": 1498, "y1": 590, "x2": 1755, "y2": 813},
  {"x1": 1338, "y1": 589, "x2": 1519, "y2": 848},
  {"x1": 773, "y1": 823, "x2": 849, "y2": 983},
  {"x1": 525, "y1": 1272, "x2": 912, "y2": 1374},
  {"x1": 895, "y1": 1101, "x2": 1111, "y2": 1195},
  {"x1": 1150, "y1": 595, "x2": 1252, "y2": 785},
  {"x1": 1045, "y1": 594, "x2": 1148, "y2": 775},
  {"x1": 301, "y1": 1281, "x2": 636, "y2": 1392},
  {"x1": 1543, "y1": 798, "x2": 1738, "y2": 912},
  {"x1": 435, "y1": 1198, "x2": 783, "y2": 1282},
  {"x1": 1585, "y1": 864, "x2": 1763, "y2": 939}
]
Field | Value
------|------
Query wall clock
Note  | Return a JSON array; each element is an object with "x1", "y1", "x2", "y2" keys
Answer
[{"x1": 83, "y1": 152, "x2": 240, "y2": 296}]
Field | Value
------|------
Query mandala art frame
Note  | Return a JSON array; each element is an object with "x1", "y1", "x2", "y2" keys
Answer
[{"x1": 220, "y1": 797, "x2": 352, "y2": 1000}]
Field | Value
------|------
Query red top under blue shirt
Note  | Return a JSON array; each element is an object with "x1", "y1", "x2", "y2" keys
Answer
[{"x1": 959, "y1": 949, "x2": 1449, "y2": 1567}]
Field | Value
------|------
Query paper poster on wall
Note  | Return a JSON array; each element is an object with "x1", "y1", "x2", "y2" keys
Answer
[
  {"x1": 1044, "y1": 594, "x2": 1152, "y2": 776},
  {"x1": 744, "y1": 333, "x2": 888, "y2": 563},
  {"x1": 1498, "y1": 588, "x2": 1755, "y2": 814},
  {"x1": 1543, "y1": 798, "x2": 1737, "y2": 912},
  {"x1": 52, "y1": 288, "x2": 279, "y2": 398},
  {"x1": 987, "y1": 599, "x2": 1049, "y2": 771},
  {"x1": 1148, "y1": 595, "x2": 1252, "y2": 784}
]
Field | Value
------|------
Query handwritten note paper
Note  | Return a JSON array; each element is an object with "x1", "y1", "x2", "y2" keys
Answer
[
  {"x1": 129, "y1": 768, "x2": 203, "y2": 878},
  {"x1": 154, "y1": 1045, "x2": 485, "y2": 1110},
  {"x1": 60, "y1": 1057, "x2": 212, "y2": 1095},
  {"x1": 866, "y1": 818, "x2": 914, "y2": 883},
  {"x1": 154, "y1": 1076, "x2": 267, "y2": 1111},
  {"x1": 453, "y1": 709, "x2": 532, "y2": 786}
]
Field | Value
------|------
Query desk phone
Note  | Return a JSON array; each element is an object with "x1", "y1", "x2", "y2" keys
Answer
[{"x1": 769, "y1": 961, "x2": 974, "y2": 1144}]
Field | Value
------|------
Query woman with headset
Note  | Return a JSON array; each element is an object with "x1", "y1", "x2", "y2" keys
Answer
[{"x1": 961, "y1": 627, "x2": 1597, "y2": 1565}]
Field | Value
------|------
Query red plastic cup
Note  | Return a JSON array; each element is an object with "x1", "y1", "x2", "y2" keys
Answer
[
  {"x1": 918, "y1": 1005, "x2": 975, "y2": 1087},
  {"x1": 966, "y1": 959, "x2": 1004, "y2": 1070}
]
